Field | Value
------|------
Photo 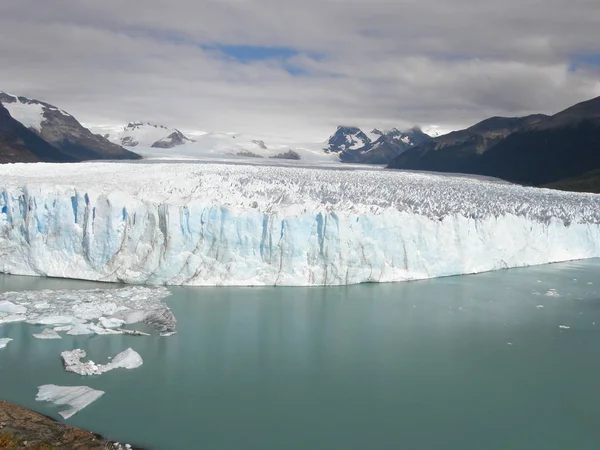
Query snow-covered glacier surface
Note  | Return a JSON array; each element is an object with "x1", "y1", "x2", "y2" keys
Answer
[{"x1": 1, "y1": 162, "x2": 599, "y2": 286}]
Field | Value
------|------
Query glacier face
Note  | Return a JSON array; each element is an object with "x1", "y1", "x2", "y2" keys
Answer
[{"x1": 1, "y1": 162, "x2": 599, "y2": 286}]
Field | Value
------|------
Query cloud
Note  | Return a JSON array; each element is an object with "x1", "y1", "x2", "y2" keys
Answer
[{"x1": 0, "y1": 0, "x2": 599, "y2": 140}]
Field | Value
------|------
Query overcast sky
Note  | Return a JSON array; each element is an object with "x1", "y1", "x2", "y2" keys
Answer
[{"x1": 1, "y1": 0, "x2": 599, "y2": 140}]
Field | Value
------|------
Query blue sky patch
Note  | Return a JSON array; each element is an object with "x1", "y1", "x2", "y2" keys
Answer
[
  {"x1": 568, "y1": 53, "x2": 600, "y2": 72},
  {"x1": 203, "y1": 44, "x2": 324, "y2": 76},
  {"x1": 203, "y1": 44, "x2": 300, "y2": 62}
]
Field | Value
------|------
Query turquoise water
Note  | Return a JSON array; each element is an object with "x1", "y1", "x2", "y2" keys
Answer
[{"x1": 1, "y1": 260, "x2": 600, "y2": 450}]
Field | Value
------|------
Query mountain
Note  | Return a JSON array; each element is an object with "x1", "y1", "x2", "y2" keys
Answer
[
  {"x1": 325, "y1": 126, "x2": 431, "y2": 164},
  {"x1": 325, "y1": 126, "x2": 371, "y2": 153},
  {"x1": 341, "y1": 127, "x2": 430, "y2": 164},
  {"x1": 476, "y1": 97, "x2": 600, "y2": 186},
  {"x1": 387, "y1": 115, "x2": 548, "y2": 173},
  {"x1": 107, "y1": 122, "x2": 195, "y2": 148},
  {"x1": 387, "y1": 96, "x2": 600, "y2": 192},
  {"x1": 0, "y1": 92, "x2": 140, "y2": 161},
  {"x1": 0, "y1": 103, "x2": 76, "y2": 163}
]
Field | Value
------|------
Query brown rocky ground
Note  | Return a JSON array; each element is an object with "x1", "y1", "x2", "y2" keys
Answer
[{"x1": 0, "y1": 400, "x2": 140, "y2": 449}]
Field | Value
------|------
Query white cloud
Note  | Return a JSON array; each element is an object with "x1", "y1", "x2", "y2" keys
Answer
[{"x1": 0, "y1": 0, "x2": 599, "y2": 140}]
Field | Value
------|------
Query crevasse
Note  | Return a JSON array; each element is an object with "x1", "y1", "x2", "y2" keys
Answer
[{"x1": 1, "y1": 162, "x2": 599, "y2": 286}]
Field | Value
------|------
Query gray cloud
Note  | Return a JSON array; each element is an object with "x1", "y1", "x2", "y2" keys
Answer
[{"x1": 1, "y1": 0, "x2": 599, "y2": 140}]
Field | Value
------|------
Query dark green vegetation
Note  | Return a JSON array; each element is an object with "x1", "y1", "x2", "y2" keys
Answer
[
  {"x1": 0, "y1": 93, "x2": 140, "y2": 163},
  {"x1": 387, "y1": 96, "x2": 600, "y2": 193}
]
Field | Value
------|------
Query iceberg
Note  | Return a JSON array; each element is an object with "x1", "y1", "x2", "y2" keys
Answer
[
  {"x1": 1, "y1": 162, "x2": 600, "y2": 286},
  {"x1": 35, "y1": 385, "x2": 105, "y2": 419},
  {"x1": 33, "y1": 328, "x2": 62, "y2": 339},
  {"x1": 0, "y1": 286, "x2": 176, "y2": 335},
  {"x1": 62, "y1": 348, "x2": 143, "y2": 375},
  {"x1": 0, "y1": 337, "x2": 13, "y2": 349}
]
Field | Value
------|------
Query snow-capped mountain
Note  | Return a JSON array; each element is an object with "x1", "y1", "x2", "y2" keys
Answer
[
  {"x1": 106, "y1": 122, "x2": 195, "y2": 148},
  {"x1": 0, "y1": 92, "x2": 139, "y2": 161},
  {"x1": 325, "y1": 125, "x2": 431, "y2": 164},
  {"x1": 325, "y1": 126, "x2": 372, "y2": 153}
]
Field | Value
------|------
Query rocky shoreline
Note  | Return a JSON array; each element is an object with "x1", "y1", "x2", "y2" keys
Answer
[{"x1": 0, "y1": 400, "x2": 142, "y2": 449}]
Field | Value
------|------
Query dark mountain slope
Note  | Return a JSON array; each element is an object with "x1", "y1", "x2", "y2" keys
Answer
[
  {"x1": 387, "y1": 115, "x2": 547, "y2": 173},
  {"x1": 0, "y1": 92, "x2": 140, "y2": 161},
  {"x1": 0, "y1": 104, "x2": 76, "y2": 163}
]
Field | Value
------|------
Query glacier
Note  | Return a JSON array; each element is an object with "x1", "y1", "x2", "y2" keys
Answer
[{"x1": 1, "y1": 162, "x2": 600, "y2": 286}]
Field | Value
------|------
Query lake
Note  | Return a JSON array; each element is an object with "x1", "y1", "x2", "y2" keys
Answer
[{"x1": 1, "y1": 260, "x2": 600, "y2": 450}]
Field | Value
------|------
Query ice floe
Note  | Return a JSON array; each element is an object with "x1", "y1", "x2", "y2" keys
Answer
[
  {"x1": 0, "y1": 286, "x2": 176, "y2": 336},
  {"x1": 0, "y1": 337, "x2": 13, "y2": 349},
  {"x1": 33, "y1": 328, "x2": 62, "y2": 339},
  {"x1": 35, "y1": 385, "x2": 105, "y2": 419},
  {"x1": 62, "y1": 348, "x2": 143, "y2": 375}
]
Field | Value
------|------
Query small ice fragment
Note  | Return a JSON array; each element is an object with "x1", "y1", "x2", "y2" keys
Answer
[
  {"x1": 34, "y1": 302, "x2": 51, "y2": 310},
  {"x1": 536, "y1": 305, "x2": 544, "y2": 309},
  {"x1": 536, "y1": 280, "x2": 542, "y2": 283},
  {"x1": 0, "y1": 314, "x2": 27, "y2": 324},
  {"x1": 33, "y1": 315, "x2": 83, "y2": 326},
  {"x1": 0, "y1": 301, "x2": 27, "y2": 314},
  {"x1": 33, "y1": 328, "x2": 62, "y2": 340},
  {"x1": 587, "y1": 282, "x2": 593, "y2": 285},
  {"x1": 559, "y1": 325, "x2": 570, "y2": 329},
  {"x1": 35, "y1": 385, "x2": 104, "y2": 419},
  {"x1": 119, "y1": 329, "x2": 151, "y2": 336},
  {"x1": 98, "y1": 317, "x2": 126, "y2": 329},
  {"x1": 106, "y1": 348, "x2": 143, "y2": 371},
  {"x1": 545, "y1": 289, "x2": 560, "y2": 297},
  {"x1": 66, "y1": 324, "x2": 96, "y2": 336},
  {"x1": 507, "y1": 342, "x2": 513, "y2": 345},
  {"x1": 0, "y1": 338, "x2": 13, "y2": 349},
  {"x1": 53, "y1": 326, "x2": 73, "y2": 332}
]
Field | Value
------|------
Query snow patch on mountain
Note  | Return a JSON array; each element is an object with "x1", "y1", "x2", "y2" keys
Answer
[
  {"x1": 0, "y1": 92, "x2": 72, "y2": 133},
  {"x1": 107, "y1": 122, "x2": 194, "y2": 148}
]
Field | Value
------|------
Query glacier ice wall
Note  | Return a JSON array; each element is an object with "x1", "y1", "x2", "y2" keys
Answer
[{"x1": 1, "y1": 162, "x2": 600, "y2": 286}]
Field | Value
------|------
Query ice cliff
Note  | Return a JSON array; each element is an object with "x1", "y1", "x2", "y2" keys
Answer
[{"x1": 1, "y1": 162, "x2": 600, "y2": 286}]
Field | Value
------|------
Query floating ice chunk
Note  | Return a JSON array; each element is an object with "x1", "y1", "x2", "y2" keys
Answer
[
  {"x1": 0, "y1": 314, "x2": 27, "y2": 324},
  {"x1": 36, "y1": 384, "x2": 105, "y2": 419},
  {"x1": 545, "y1": 289, "x2": 560, "y2": 297},
  {"x1": 0, "y1": 301, "x2": 27, "y2": 314},
  {"x1": 105, "y1": 348, "x2": 143, "y2": 371},
  {"x1": 98, "y1": 317, "x2": 126, "y2": 329},
  {"x1": 34, "y1": 302, "x2": 52, "y2": 310},
  {"x1": 31, "y1": 315, "x2": 83, "y2": 326},
  {"x1": 559, "y1": 325, "x2": 570, "y2": 329},
  {"x1": 119, "y1": 329, "x2": 151, "y2": 336},
  {"x1": 66, "y1": 323, "x2": 120, "y2": 336},
  {"x1": 33, "y1": 328, "x2": 62, "y2": 340},
  {"x1": 62, "y1": 348, "x2": 143, "y2": 375},
  {"x1": 0, "y1": 287, "x2": 175, "y2": 336},
  {"x1": 0, "y1": 338, "x2": 13, "y2": 349},
  {"x1": 535, "y1": 305, "x2": 545, "y2": 309}
]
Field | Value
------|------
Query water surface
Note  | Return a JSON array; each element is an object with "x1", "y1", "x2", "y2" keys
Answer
[{"x1": 1, "y1": 260, "x2": 600, "y2": 450}]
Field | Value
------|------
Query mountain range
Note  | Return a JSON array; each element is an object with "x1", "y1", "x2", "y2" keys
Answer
[
  {"x1": 0, "y1": 93, "x2": 140, "y2": 163},
  {"x1": 387, "y1": 96, "x2": 600, "y2": 192},
  {"x1": 103, "y1": 122, "x2": 196, "y2": 148},
  {"x1": 325, "y1": 126, "x2": 431, "y2": 164}
]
